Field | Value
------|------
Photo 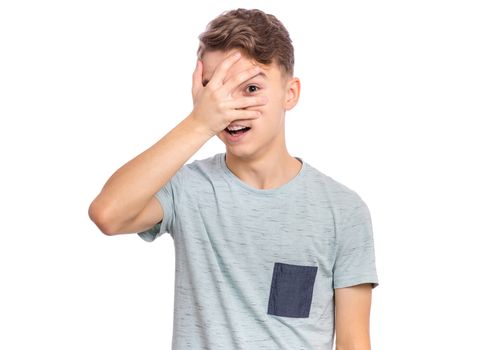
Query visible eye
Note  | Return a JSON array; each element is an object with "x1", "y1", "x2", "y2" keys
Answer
[{"x1": 246, "y1": 84, "x2": 260, "y2": 94}]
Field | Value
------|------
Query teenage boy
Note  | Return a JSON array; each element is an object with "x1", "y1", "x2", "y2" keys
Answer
[{"x1": 89, "y1": 8, "x2": 379, "y2": 350}]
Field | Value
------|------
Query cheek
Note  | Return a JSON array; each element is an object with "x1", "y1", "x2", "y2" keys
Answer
[{"x1": 261, "y1": 95, "x2": 281, "y2": 114}]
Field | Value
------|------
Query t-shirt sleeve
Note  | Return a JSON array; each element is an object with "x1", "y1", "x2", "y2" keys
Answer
[
  {"x1": 332, "y1": 193, "x2": 379, "y2": 289},
  {"x1": 137, "y1": 165, "x2": 186, "y2": 242}
]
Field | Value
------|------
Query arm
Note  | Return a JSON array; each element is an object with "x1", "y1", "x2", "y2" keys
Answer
[
  {"x1": 88, "y1": 114, "x2": 212, "y2": 235},
  {"x1": 334, "y1": 283, "x2": 373, "y2": 350},
  {"x1": 88, "y1": 51, "x2": 267, "y2": 235}
]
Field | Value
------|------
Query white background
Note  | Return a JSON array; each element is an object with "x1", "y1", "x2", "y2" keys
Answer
[{"x1": 1, "y1": 1, "x2": 489, "y2": 349}]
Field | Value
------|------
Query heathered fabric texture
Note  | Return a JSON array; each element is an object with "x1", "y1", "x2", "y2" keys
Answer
[{"x1": 138, "y1": 152, "x2": 379, "y2": 350}]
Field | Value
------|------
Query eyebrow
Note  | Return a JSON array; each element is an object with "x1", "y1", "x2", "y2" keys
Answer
[{"x1": 203, "y1": 71, "x2": 267, "y2": 87}]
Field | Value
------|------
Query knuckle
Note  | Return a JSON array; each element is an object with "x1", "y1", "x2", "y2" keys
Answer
[
  {"x1": 210, "y1": 89, "x2": 220, "y2": 100},
  {"x1": 221, "y1": 59, "x2": 233, "y2": 70},
  {"x1": 222, "y1": 55, "x2": 238, "y2": 70},
  {"x1": 217, "y1": 100, "x2": 227, "y2": 111}
]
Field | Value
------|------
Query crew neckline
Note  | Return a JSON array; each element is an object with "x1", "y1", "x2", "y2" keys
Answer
[{"x1": 218, "y1": 152, "x2": 307, "y2": 195}]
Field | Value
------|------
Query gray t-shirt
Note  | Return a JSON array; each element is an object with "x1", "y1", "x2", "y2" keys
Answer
[{"x1": 138, "y1": 152, "x2": 379, "y2": 350}]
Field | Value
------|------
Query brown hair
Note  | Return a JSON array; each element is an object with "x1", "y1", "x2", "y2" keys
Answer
[{"x1": 196, "y1": 8, "x2": 295, "y2": 80}]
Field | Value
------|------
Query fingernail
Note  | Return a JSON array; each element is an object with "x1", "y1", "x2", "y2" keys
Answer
[{"x1": 234, "y1": 52, "x2": 241, "y2": 58}]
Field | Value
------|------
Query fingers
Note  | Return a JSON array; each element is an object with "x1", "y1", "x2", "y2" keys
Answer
[
  {"x1": 222, "y1": 65, "x2": 261, "y2": 94},
  {"x1": 224, "y1": 95, "x2": 267, "y2": 121},
  {"x1": 191, "y1": 59, "x2": 202, "y2": 102},
  {"x1": 224, "y1": 95, "x2": 268, "y2": 110},
  {"x1": 229, "y1": 109, "x2": 262, "y2": 120},
  {"x1": 206, "y1": 51, "x2": 242, "y2": 89}
]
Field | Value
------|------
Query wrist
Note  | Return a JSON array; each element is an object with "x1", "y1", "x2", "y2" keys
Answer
[{"x1": 185, "y1": 112, "x2": 215, "y2": 140}]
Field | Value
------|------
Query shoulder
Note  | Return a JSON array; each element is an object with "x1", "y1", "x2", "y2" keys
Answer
[
  {"x1": 170, "y1": 153, "x2": 222, "y2": 190},
  {"x1": 182, "y1": 152, "x2": 222, "y2": 179},
  {"x1": 187, "y1": 152, "x2": 221, "y2": 172},
  {"x1": 303, "y1": 161, "x2": 366, "y2": 210}
]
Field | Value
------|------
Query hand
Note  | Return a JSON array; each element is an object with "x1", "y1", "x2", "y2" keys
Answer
[{"x1": 190, "y1": 52, "x2": 268, "y2": 137}]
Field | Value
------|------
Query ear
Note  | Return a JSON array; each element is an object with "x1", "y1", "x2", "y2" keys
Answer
[{"x1": 283, "y1": 77, "x2": 301, "y2": 111}]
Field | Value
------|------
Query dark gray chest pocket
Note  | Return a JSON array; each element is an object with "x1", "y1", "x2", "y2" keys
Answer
[{"x1": 267, "y1": 262, "x2": 318, "y2": 318}]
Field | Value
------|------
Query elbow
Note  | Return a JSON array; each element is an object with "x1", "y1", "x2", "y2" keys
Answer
[{"x1": 88, "y1": 200, "x2": 118, "y2": 236}]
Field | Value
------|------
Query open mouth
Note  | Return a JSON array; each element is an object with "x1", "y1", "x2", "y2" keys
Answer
[{"x1": 225, "y1": 126, "x2": 252, "y2": 135}]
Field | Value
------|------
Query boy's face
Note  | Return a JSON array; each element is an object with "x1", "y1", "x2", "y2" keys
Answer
[{"x1": 201, "y1": 49, "x2": 300, "y2": 159}]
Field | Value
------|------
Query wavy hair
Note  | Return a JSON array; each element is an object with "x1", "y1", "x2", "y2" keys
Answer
[{"x1": 197, "y1": 8, "x2": 295, "y2": 80}]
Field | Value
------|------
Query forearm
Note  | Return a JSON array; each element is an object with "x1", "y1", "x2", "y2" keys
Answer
[{"x1": 89, "y1": 113, "x2": 212, "y2": 232}]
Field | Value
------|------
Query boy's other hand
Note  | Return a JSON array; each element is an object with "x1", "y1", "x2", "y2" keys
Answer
[{"x1": 190, "y1": 52, "x2": 268, "y2": 137}]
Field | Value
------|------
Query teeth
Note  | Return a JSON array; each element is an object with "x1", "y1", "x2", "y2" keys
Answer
[{"x1": 227, "y1": 125, "x2": 248, "y2": 131}]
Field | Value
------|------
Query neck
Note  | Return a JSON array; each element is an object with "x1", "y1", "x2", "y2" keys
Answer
[{"x1": 224, "y1": 149, "x2": 302, "y2": 190}]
